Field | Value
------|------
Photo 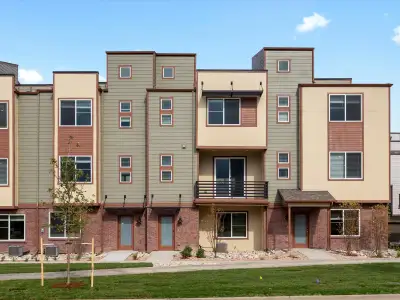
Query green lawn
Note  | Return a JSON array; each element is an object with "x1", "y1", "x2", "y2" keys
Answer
[
  {"x1": 0, "y1": 262, "x2": 152, "y2": 274},
  {"x1": 1, "y1": 263, "x2": 400, "y2": 299}
]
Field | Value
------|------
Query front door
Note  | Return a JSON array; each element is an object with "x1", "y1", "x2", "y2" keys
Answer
[
  {"x1": 159, "y1": 216, "x2": 174, "y2": 250},
  {"x1": 118, "y1": 216, "x2": 133, "y2": 250},
  {"x1": 214, "y1": 157, "x2": 245, "y2": 197},
  {"x1": 293, "y1": 214, "x2": 308, "y2": 248}
]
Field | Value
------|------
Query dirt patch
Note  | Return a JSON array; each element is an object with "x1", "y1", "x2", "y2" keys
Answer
[{"x1": 51, "y1": 281, "x2": 85, "y2": 289}]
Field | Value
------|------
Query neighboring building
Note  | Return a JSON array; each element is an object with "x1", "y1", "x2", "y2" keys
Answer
[
  {"x1": 0, "y1": 47, "x2": 391, "y2": 253},
  {"x1": 389, "y1": 133, "x2": 400, "y2": 242}
]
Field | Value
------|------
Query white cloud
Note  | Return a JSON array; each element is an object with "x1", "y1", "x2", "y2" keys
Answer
[
  {"x1": 296, "y1": 13, "x2": 330, "y2": 33},
  {"x1": 99, "y1": 75, "x2": 106, "y2": 81},
  {"x1": 393, "y1": 26, "x2": 400, "y2": 45},
  {"x1": 18, "y1": 69, "x2": 43, "y2": 84}
]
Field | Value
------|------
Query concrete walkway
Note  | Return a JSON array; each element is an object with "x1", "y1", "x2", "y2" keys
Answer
[
  {"x1": 103, "y1": 296, "x2": 400, "y2": 300},
  {"x1": 1, "y1": 258, "x2": 399, "y2": 281},
  {"x1": 294, "y1": 248, "x2": 337, "y2": 260},
  {"x1": 145, "y1": 251, "x2": 178, "y2": 265},
  {"x1": 100, "y1": 250, "x2": 135, "y2": 262}
]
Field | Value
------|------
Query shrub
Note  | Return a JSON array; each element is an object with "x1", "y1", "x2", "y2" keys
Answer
[
  {"x1": 397, "y1": 249, "x2": 400, "y2": 258},
  {"x1": 195, "y1": 247, "x2": 205, "y2": 258},
  {"x1": 180, "y1": 246, "x2": 193, "y2": 259}
]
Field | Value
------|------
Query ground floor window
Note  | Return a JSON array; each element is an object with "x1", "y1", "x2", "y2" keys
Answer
[
  {"x1": 0, "y1": 214, "x2": 25, "y2": 241},
  {"x1": 330, "y1": 209, "x2": 360, "y2": 236},
  {"x1": 217, "y1": 212, "x2": 247, "y2": 238},
  {"x1": 49, "y1": 212, "x2": 81, "y2": 239}
]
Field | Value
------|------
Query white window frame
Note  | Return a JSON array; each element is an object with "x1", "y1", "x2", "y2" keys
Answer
[
  {"x1": 207, "y1": 98, "x2": 241, "y2": 126},
  {"x1": 160, "y1": 98, "x2": 173, "y2": 110},
  {"x1": 329, "y1": 151, "x2": 363, "y2": 180},
  {"x1": 162, "y1": 67, "x2": 175, "y2": 79},
  {"x1": 277, "y1": 60, "x2": 290, "y2": 72},
  {"x1": 119, "y1": 171, "x2": 132, "y2": 183},
  {"x1": 216, "y1": 212, "x2": 247, "y2": 239},
  {"x1": 120, "y1": 116, "x2": 131, "y2": 128},
  {"x1": 0, "y1": 214, "x2": 25, "y2": 241},
  {"x1": 0, "y1": 158, "x2": 8, "y2": 186},
  {"x1": 328, "y1": 94, "x2": 363, "y2": 122},
  {"x1": 277, "y1": 111, "x2": 289, "y2": 123},
  {"x1": 160, "y1": 114, "x2": 173, "y2": 126},
  {"x1": 119, "y1": 156, "x2": 131, "y2": 168},
  {"x1": 160, "y1": 170, "x2": 173, "y2": 182},
  {"x1": 48, "y1": 211, "x2": 81, "y2": 239},
  {"x1": 277, "y1": 96, "x2": 290, "y2": 108},
  {"x1": 59, "y1": 99, "x2": 93, "y2": 127},
  {"x1": 120, "y1": 101, "x2": 131, "y2": 113},
  {"x1": 278, "y1": 152, "x2": 290, "y2": 164},
  {"x1": 161, "y1": 155, "x2": 173, "y2": 167},
  {"x1": 58, "y1": 156, "x2": 93, "y2": 184},
  {"x1": 330, "y1": 209, "x2": 361, "y2": 237},
  {"x1": 119, "y1": 66, "x2": 132, "y2": 79},
  {"x1": 278, "y1": 167, "x2": 290, "y2": 179},
  {"x1": 0, "y1": 102, "x2": 8, "y2": 130}
]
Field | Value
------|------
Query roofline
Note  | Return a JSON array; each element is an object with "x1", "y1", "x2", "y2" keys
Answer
[
  {"x1": 197, "y1": 69, "x2": 267, "y2": 72},
  {"x1": 106, "y1": 51, "x2": 196, "y2": 57},
  {"x1": 146, "y1": 88, "x2": 196, "y2": 93},
  {"x1": 0, "y1": 61, "x2": 18, "y2": 66},
  {"x1": 53, "y1": 71, "x2": 99, "y2": 74},
  {"x1": 299, "y1": 83, "x2": 393, "y2": 87},
  {"x1": 314, "y1": 78, "x2": 352, "y2": 81},
  {"x1": 0, "y1": 74, "x2": 15, "y2": 77},
  {"x1": 263, "y1": 47, "x2": 314, "y2": 51}
]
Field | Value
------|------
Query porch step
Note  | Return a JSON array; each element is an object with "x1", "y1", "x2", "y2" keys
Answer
[{"x1": 100, "y1": 250, "x2": 136, "y2": 262}]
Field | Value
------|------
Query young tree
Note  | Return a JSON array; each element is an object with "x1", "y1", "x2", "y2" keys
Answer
[
  {"x1": 46, "y1": 136, "x2": 94, "y2": 285},
  {"x1": 339, "y1": 201, "x2": 361, "y2": 255},
  {"x1": 201, "y1": 204, "x2": 225, "y2": 258},
  {"x1": 370, "y1": 204, "x2": 388, "y2": 257}
]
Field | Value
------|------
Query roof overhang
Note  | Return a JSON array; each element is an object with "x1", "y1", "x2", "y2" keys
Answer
[
  {"x1": 201, "y1": 90, "x2": 263, "y2": 98},
  {"x1": 194, "y1": 199, "x2": 268, "y2": 206},
  {"x1": 278, "y1": 189, "x2": 336, "y2": 207}
]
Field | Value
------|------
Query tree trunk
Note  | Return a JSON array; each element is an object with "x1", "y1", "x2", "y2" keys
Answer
[{"x1": 66, "y1": 239, "x2": 71, "y2": 285}]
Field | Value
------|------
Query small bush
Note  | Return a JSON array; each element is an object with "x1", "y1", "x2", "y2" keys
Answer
[
  {"x1": 180, "y1": 246, "x2": 193, "y2": 259},
  {"x1": 131, "y1": 253, "x2": 138, "y2": 260},
  {"x1": 396, "y1": 249, "x2": 400, "y2": 258},
  {"x1": 195, "y1": 247, "x2": 205, "y2": 258}
]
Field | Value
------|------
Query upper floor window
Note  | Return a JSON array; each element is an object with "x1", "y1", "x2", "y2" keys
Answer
[
  {"x1": 120, "y1": 156, "x2": 131, "y2": 168},
  {"x1": 277, "y1": 111, "x2": 289, "y2": 123},
  {"x1": 162, "y1": 67, "x2": 175, "y2": 79},
  {"x1": 60, "y1": 100, "x2": 92, "y2": 126},
  {"x1": 207, "y1": 98, "x2": 240, "y2": 125},
  {"x1": 160, "y1": 97, "x2": 173, "y2": 126},
  {"x1": 0, "y1": 103, "x2": 8, "y2": 129},
  {"x1": 0, "y1": 214, "x2": 25, "y2": 241},
  {"x1": 278, "y1": 152, "x2": 289, "y2": 164},
  {"x1": 120, "y1": 101, "x2": 131, "y2": 113},
  {"x1": 60, "y1": 156, "x2": 92, "y2": 183},
  {"x1": 0, "y1": 159, "x2": 8, "y2": 185},
  {"x1": 277, "y1": 60, "x2": 290, "y2": 72},
  {"x1": 329, "y1": 152, "x2": 362, "y2": 180},
  {"x1": 119, "y1": 66, "x2": 132, "y2": 79},
  {"x1": 329, "y1": 94, "x2": 362, "y2": 122},
  {"x1": 120, "y1": 116, "x2": 131, "y2": 128},
  {"x1": 160, "y1": 98, "x2": 172, "y2": 110},
  {"x1": 160, "y1": 154, "x2": 173, "y2": 182},
  {"x1": 277, "y1": 96, "x2": 289, "y2": 108}
]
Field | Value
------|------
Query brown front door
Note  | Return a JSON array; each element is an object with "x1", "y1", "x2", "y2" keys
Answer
[
  {"x1": 293, "y1": 214, "x2": 309, "y2": 248},
  {"x1": 158, "y1": 215, "x2": 175, "y2": 250},
  {"x1": 118, "y1": 216, "x2": 133, "y2": 250}
]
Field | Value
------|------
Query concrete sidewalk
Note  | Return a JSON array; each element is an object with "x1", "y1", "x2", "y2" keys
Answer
[{"x1": 0, "y1": 258, "x2": 399, "y2": 281}]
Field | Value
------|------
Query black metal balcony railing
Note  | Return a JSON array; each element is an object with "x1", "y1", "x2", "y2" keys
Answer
[{"x1": 195, "y1": 180, "x2": 268, "y2": 199}]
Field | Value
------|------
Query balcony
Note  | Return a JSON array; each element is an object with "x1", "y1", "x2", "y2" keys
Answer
[{"x1": 195, "y1": 181, "x2": 268, "y2": 199}]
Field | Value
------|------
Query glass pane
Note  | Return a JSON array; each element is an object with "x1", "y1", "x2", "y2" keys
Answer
[
  {"x1": 278, "y1": 153, "x2": 289, "y2": 163},
  {"x1": 161, "y1": 99, "x2": 172, "y2": 110},
  {"x1": 161, "y1": 115, "x2": 172, "y2": 125},
  {"x1": 346, "y1": 95, "x2": 362, "y2": 121},
  {"x1": 208, "y1": 99, "x2": 223, "y2": 112},
  {"x1": 120, "y1": 172, "x2": 131, "y2": 182},
  {"x1": 331, "y1": 210, "x2": 343, "y2": 220},
  {"x1": 10, "y1": 220, "x2": 24, "y2": 240},
  {"x1": 278, "y1": 168, "x2": 289, "y2": 178},
  {"x1": 161, "y1": 170, "x2": 172, "y2": 181},
  {"x1": 294, "y1": 215, "x2": 307, "y2": 244},
  {"x1": 163, "y1": 68, "x2": 174, "y2": 78},
  {"x1": 120, "y1": 117, "x2": 131, "y2": 127},
  {"x1": 224, "y1": 99, "x2": 240, "y2": 125},
  {"x1": 232, "y1": 225, "x2": 246, "y2": 237},
  {"x1": 0, "y1": 159, "x2": 7, "y2": 185},
  {"x1": 217, "y1": 213, "x2": 231, "y2": 237},
  {"x1": 120, "y1": 67, "x2": 131, "y2": 78},
  {"x1": 120, "y1": 157, "x2": 131, "y2": 168},
  {"x1": 10, "y1": 215, "x2": 24, "y2": 221},
  {"x1": 120, "y1": 102, "x2": 131, "y2": 112},
  {"x1": 232, "y1": 213, "x2": 246, "y2": 226},
  {"x1": 161, "y1": 156, "x2": 172, "y2": 166},
  {"x1": 330, "y1": 153, "x2": 345, "y2": 178},
  {"x1": 331, "y1": 220, "x2": 343, "y2": 235},
  {"x1": 50, "y1": 213, "x2": 65, "y2": 238},
  {"x1": 208, "y1": 111, "x2": 223, "y2": 125},
  {"x1": 76, "y1": 156, "x2": 91, "y2": 162},
  {"x1": 60, "y1": 101, "x2": 75, "y2": 125},
  {"x1": 160, "y1": 216, "x2": 173, "y2": 247},
  {"x1": 278, "y1": 97, "x2": 289, "y2": 107},
  {"x1": 0, "y1": 228, "x2": 8, "y2": 240},
  {"x1": 278, "y1": 112, "x2": 289, "y2": 122},
  {"x1": 60, "y1": 157, "x2": 75, "y2": 182},
  {"x1": 120, "y1": 216, "x2": 132, "y2": 246},
  {"x1": 329, "y1": 95, "x2": 345, "y2": 121},
  {"x1": 278, "y1": 60, "x2": 289, "y2": 71},
  {"x1": 344, "y1": 210, "x2": 359, "y2": 235},
  {"x1": 0, "y1": 103, "x2": 7, "y2": 128},
  {"x1": 346, "y1": 153, "x2": 362, "y2": 178}
]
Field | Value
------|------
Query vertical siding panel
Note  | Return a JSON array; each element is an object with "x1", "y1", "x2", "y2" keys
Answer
[{"x1": 155, "y1": 56, "x2": 195, "y2": 89}]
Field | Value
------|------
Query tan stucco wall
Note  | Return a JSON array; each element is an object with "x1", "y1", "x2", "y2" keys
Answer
[
  {"x1": 197, "y1": 71, "x2": 267, "y2": 147},
  {"x1": 53, "y1": 73, "x2": 98, "y2": 201},
  {"x1": 199, "y1": 206, "x2": 263, "y2": 251},
  {"x1": 301, "y1": 86, "x2": 390, "y2": 201},
  {"x1": 0, "y1": 77, "x2": 14, "y2": 206}
]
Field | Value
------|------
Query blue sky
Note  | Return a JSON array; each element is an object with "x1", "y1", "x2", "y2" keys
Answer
[{"x1": 1, "y1": 0, "x2": 399, "y2": 129}]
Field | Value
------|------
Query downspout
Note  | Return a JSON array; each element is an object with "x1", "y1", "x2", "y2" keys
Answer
[{"x1": 36, "y1": 93, "x2": 41, "y2": 253}]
